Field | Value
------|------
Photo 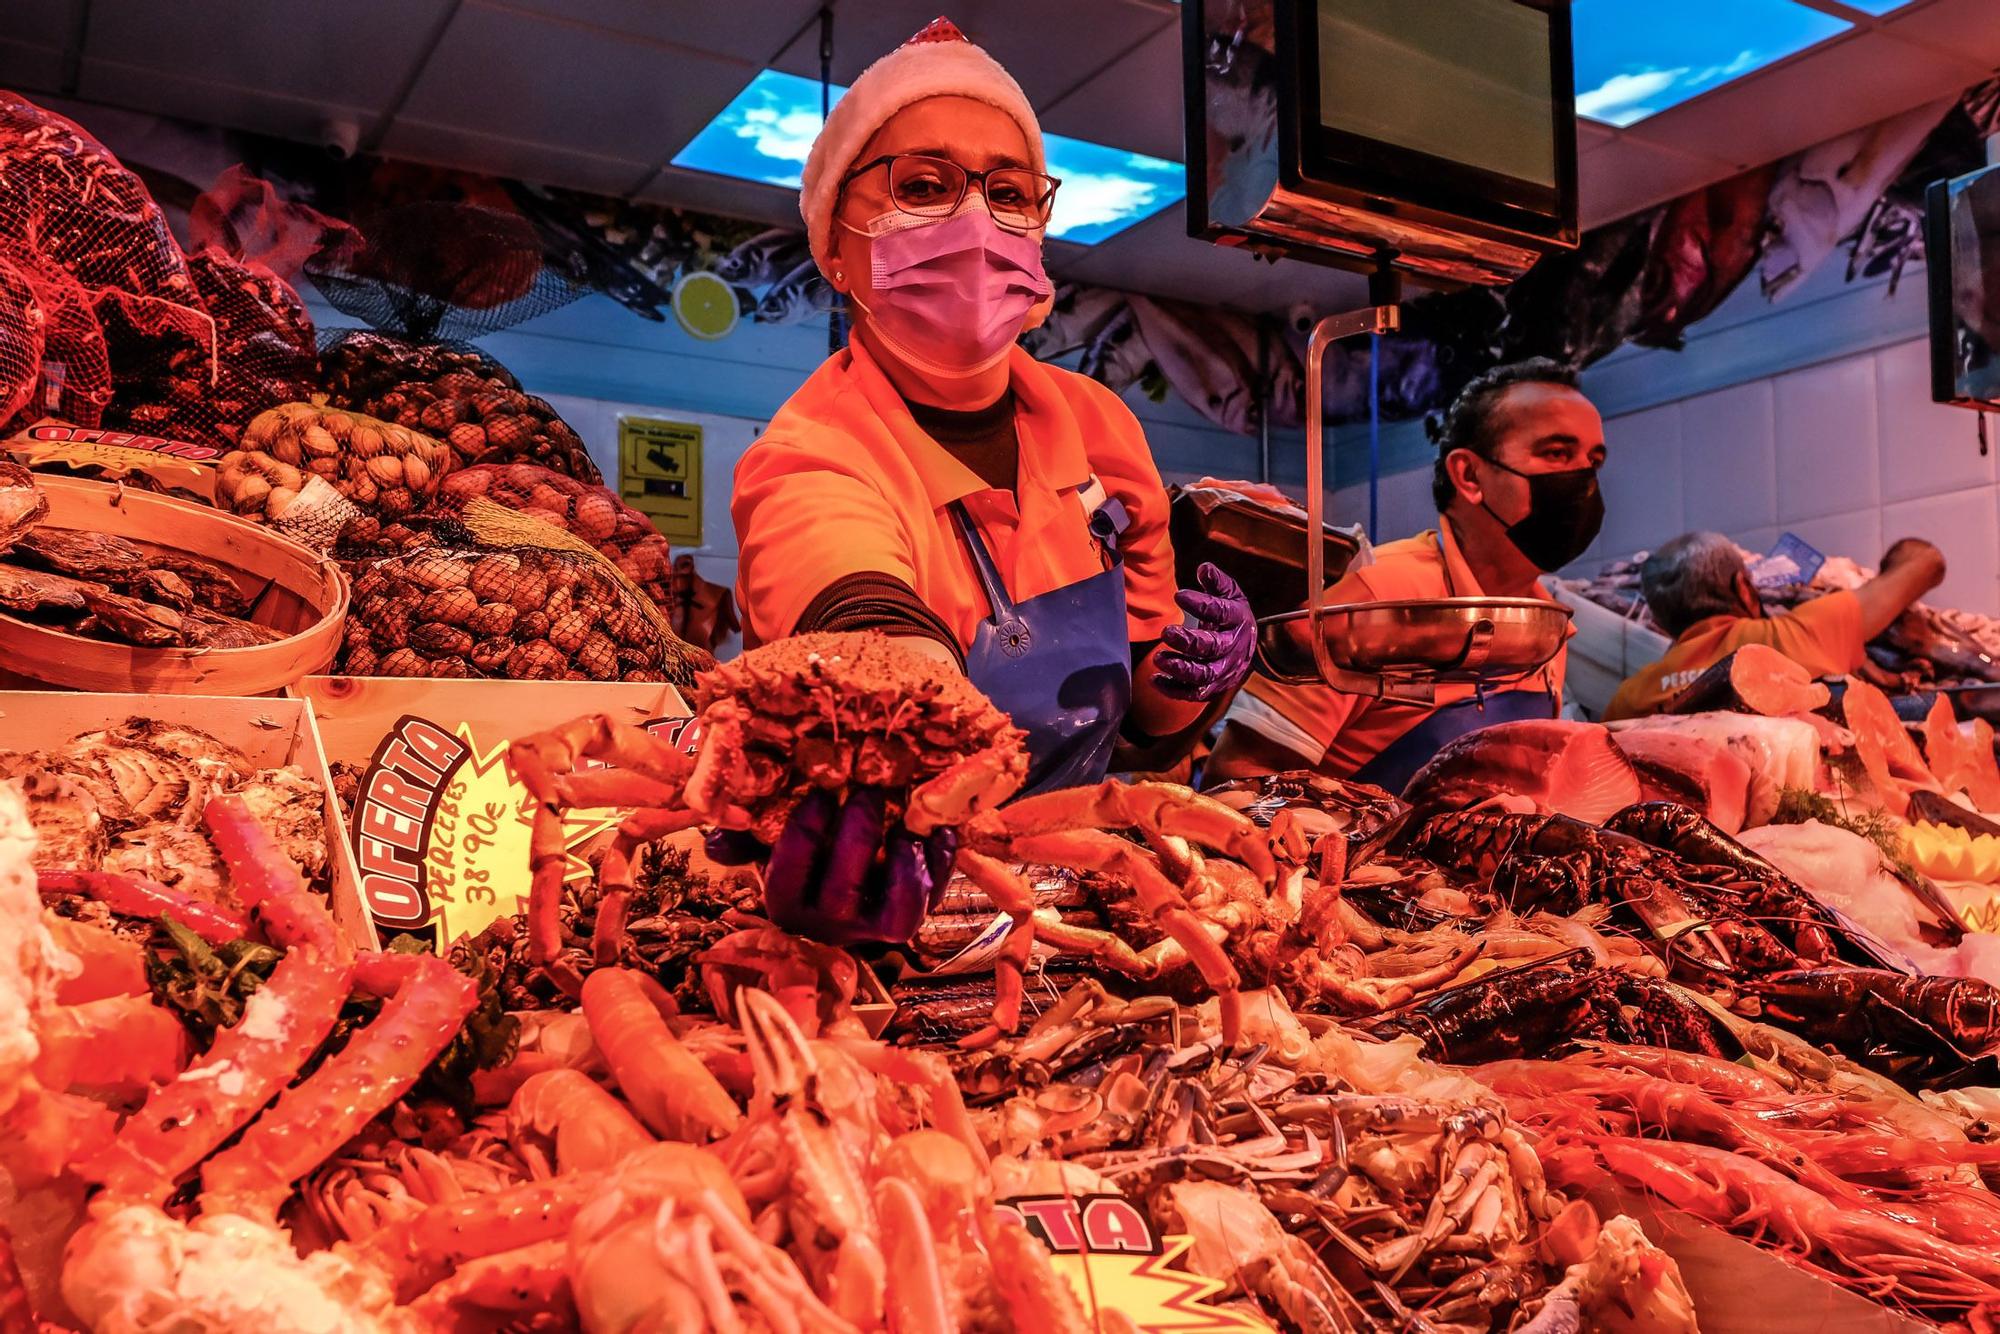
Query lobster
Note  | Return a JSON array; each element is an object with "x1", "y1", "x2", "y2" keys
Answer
[
  {"x1": 1363, "y1": 950, "x2": 1737, "y2": 1065},
  {"x1": 1748, "y1": 968, "x2": 2000, "y2": 1088}
]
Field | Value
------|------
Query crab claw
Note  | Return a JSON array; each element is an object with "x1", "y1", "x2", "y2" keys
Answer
[{"x1": 737, "y1": 986, "x2": 818, "y2": 1108}]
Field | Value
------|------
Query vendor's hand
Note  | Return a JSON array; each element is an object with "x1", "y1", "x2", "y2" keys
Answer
[
  {"x1": 1154, "y1": 562, "x2": 1256, "y2": 702},
  {"x1": 705, "y1": 789, "x2": 959, "y2": 946}
]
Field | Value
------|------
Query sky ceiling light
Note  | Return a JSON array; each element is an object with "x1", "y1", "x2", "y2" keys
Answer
[
  {"x1": 1572, "y1": 0, "x2": 1852, "y2": 127},
  {"x1": 671, "y1": 69, "x2": 1185, "y2": 246}
]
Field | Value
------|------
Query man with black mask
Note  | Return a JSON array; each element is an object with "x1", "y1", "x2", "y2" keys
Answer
[{"x1": 1209, "y1": 359, "x2": 1603, "y2": 791}]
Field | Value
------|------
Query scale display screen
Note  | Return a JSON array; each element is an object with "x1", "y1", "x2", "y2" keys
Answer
[{"x1": 1315, "y1": 0, "x2": 1557, "y2": 191}]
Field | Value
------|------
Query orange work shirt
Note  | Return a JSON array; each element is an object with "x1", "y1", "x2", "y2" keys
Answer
[
  {"x1": 1232, "y1": 520, "x2": 1571, "y2": 775},
  {"x1": 1602, "y1": 588, "x2": 1864, "y2": 721},
  {"x1": 733, "y1": 338, "x2": 1179, "y2": 652}
]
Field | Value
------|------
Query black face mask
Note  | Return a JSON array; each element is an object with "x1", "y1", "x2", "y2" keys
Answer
[{"x1": 1479, "y1": 458, "x2": 1605, "y2": 573}]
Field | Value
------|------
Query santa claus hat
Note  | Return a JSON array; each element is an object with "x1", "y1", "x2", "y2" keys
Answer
[{"x1": 799, "y1": 17, "x2": 1045, "y2": 274}]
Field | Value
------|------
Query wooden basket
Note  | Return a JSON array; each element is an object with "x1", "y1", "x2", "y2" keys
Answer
[{"x1": 0, "y1": 475, "x2": 348, "y2": 695}]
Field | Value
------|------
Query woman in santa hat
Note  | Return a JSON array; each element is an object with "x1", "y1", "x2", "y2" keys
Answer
[{"x1": 724, "y1": 18, "x2": 1258, "y2": 942}]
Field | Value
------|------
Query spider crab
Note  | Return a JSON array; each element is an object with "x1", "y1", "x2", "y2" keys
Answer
[{"x1": 507, "y1": 631, "x2": 1278, "y2": 1043}]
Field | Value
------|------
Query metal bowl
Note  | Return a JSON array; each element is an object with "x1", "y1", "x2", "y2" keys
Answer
[{"x1": 1256, "y1": 597, "x2": 1573, "y2": 691}]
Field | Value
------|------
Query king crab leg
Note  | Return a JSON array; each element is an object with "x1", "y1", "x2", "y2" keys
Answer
[
  {"x1": 37, "y1": 870, "x2": 250, "y2": 944},
  {"x1": 77, "y1": 948, "x2": 354, "y2": 1205},
  {"x1": 200, "y1": 951, "x2": 477, "y2": 1218}
]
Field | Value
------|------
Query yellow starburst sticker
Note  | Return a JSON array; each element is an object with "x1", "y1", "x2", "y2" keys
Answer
[
  {"x1": 1001, "y1": 1196, "x2": 1274, "y2": 1333},
  {"x1": 350, "y1": 715, "x2": 692, "y2": 947}
]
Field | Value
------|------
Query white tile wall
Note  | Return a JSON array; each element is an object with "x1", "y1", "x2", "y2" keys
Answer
[
  {"x1": 1679, "y1": 380, "x2": 1776, "y2": 535},
  {"x1": 1773, "y1": 356, "x2": 1880, "y2": 523},
  {"x1": 1597, "y1": 400, "x2": 1683, "y2": 558},
  {"x1": 1598, "y1": 336, "x2": 2000, "y2": 617}
]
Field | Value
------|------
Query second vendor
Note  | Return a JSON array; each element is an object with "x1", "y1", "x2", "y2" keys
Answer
[{"x1": 1208, "y1": 361, "x2": 1606, "y2": 792}]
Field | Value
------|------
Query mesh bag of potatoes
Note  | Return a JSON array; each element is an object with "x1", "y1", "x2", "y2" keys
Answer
[
  {"x1": 215, "y1": 400, "x2": 451, "y2": 530},
  {"x1": 370, "y1": 376, "x2": 599, "y2": 484},
  {"x1": 334, "y1": 497, "x2": 709, "y2": 685},
  {"x1": 318, "y1": 330, "x2": 521, "y2": 409},
  {"x1": 435, "y1": 462, "x2": 671, "y2": 611}
]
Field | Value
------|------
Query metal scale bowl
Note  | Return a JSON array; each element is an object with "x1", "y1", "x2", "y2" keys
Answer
[{"x1": 1266, "y1": 307, "x2": 1574, "y2": 705}]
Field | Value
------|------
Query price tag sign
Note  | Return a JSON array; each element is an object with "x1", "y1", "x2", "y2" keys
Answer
[
  {"x1": 1754, "y1": 532, "x2": 1826, "y2": 588},
  {"x1": 351, "y1": 713, "x2": 694, "y2": 947},
  {"x1": 618, "y1": 415, "x2": 703, "y2": 546}
]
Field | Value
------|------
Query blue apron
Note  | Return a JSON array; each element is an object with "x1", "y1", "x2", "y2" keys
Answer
[
  {"x1": 950, "y1": 486, "x2": 1132, "y2": 797},
  {"x1": 1350, "y1": 528, "x2": 1559, "y2": 794},
  {"x1": 1351, "y1": 686, "x2": 1558, "y2": 795}
]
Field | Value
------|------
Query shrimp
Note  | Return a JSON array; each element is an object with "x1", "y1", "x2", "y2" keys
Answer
[
  {"x1": 1479, "y1": 1061, "x2": 1863, "y2": 1202},
  {"x1": 580, "y1": 967, "x2": 741, "y2": 1143},
  {"x1": 507, "y1": 1069, "x2": 654, "y2": 1173}
]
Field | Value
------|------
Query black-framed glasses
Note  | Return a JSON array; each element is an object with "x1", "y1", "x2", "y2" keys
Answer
[{"x1": 840, "y1": 154, "x2": 1061, "y2": 233}]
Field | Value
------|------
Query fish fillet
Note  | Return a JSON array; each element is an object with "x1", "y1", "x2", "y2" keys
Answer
[
  {"x1": 1608, "y1": 713, "x2": 1819, "y2": 828},
  {"x1": 1841, "y1": 678, "x2": 1939, "y2": 818},
  {"x1": 1665, "y1": 642, "x2": 1832, "y2": 717},
  {"x1": 1923, "y1": 694, "x2": 2000, "y2": 815},
  {"x1": 1610, "y1": 729, "x2": 1752, "y2": 834},
  {"x1": 1402, "y1": 720, "x2": 1640, "y2": 824}
]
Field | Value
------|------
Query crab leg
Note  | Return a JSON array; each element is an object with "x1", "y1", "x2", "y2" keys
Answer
[
  {"x1": 594, "y1": 807, "x2": 707, "y2": 965},
  {"x1": 986, "y1": 781, "x2": 1277, "y2": 885},
  {"x1": 950, "y1": 848, "x2": 1041, "y2": 1050},
  {"x1": 79, "y1": 950, "x2": 354, "y2": 1204},
  {"x1": 510, "y1": 715, "x2": 706, "y2": 986},
  {"x1": 37, "y1": 870, "x2": 250, "y2": 944},
  {"x1": 200, "y1": 951, "x2": 477, "y2": 1217},
  {"x1": 407, "y1": 1238, "x2": 574, "y2": 1327},
  {"x1": 203, "y1": 795, "x2": 349, "y2": 959},
  {"x1": 1009, "y1": 828, "x2": 1244, "y2": 1046},
  {"x1": 358, "y1": 1172, "x2": 608, "y2": 1301}
]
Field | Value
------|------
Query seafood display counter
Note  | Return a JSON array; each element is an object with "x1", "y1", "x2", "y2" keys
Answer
[{"x1": 15, "y1": 627, "x2": 2000, "y2": 1332}]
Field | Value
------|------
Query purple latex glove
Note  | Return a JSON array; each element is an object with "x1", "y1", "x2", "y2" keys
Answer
[
  {"x1": 1153, "y1": 561, "x2": 1255, "y2": 701},
  {"x1": 709, "y1": 789, "x2": 959, "y2": 945}
]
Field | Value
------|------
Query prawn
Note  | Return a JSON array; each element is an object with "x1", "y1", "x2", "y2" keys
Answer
[
  {"x1": 580, "y1": 967, "x2": 741, "y2": 1143},
  {"x1": 1480, "y1": 1061, "x2": 1864, "y2": 1202},
  {"x1": 1562, "y1": 1134, "x2": 2000, "y2": 1307},
  {"x1": 506, "y1": 1068, "x2": 654, "y2": 1174}
]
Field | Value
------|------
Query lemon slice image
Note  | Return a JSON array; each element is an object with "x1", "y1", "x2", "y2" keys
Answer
[{"x1": 673, "y1": 270, "x2": 741, "y2": 341}]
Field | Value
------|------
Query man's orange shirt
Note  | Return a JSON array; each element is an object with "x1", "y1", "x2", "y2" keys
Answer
[
  {"x1": 1233, "y1": 520, "x2": 1570, "y2": 775},
  {"x1": 733, "y1": 339, "x2": 1179, "y2": 652},
  {"x1": 1602, "y1": 589, "x2": 1865, "y2": 720}
]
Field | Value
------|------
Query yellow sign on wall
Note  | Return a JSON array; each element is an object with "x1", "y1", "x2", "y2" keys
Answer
[{"x1": 618, "y1": 415, "x2": 703, "y2": 546}]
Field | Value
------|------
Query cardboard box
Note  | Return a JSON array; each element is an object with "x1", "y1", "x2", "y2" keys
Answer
[
  {"x1": 0, "y1": 689, "x2": 373, "y2": 949},
  {"x1": 295, "y1": 675, "x2": 692, "y2": 949}
]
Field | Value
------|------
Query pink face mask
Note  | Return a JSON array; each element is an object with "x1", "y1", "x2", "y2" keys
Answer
[{"x1": 844, "y1": 203, "x2": 1053, "y2": 379}]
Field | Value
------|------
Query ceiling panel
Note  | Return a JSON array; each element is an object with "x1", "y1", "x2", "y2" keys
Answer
[
  {"x1": 1619, "y1": 29, "x2": 1968, "y2": 174},
  {"x1": 379, "y1": 120, "x2": 655, "y2": 196},
  {"x1": 400, "y1": 1, "x2": 755, "y2": 166},
  {"x1": 1577, "y1": 135, "x2": 1733, "y2": 228},
  {"x1": 770, "y1": 0, "x2": 1172, "y2": 112},
  {"x1": 634, "y1": 165, "x2": 810, "y2": 229},
  {"x1": 1039, "y1": 17, "x2": 1182, "y2": 161},
  {"x1": 72, "y1": 61, "x2": 372, "y2": 147},
  {"x1": 0, "y1": 39, "x2": 65, "y2": 92},
  {"x1": 6, "y1": 0, "x2": 79, "y2": 52},
  {"x1": 489, "y1": 0, "x2": 823, "y2": 65},
  {"x1": 1060, "y1": 205, "x2": 1370, "y2": 314},
  {"x1": 83, "y1": 0, "x2": 453, "y2": 113},
  {"x1": 1876, "y1": 0, "x2": 2000, "y2": 69}
]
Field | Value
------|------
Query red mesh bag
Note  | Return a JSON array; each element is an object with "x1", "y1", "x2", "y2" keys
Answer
[
  {"x1": 0, "y1": 246, "x2": 112, "y2": 434},
  {"x1": 366, "y1": 376, "x2": 599, "y2": 483},
  {"x1": 0, "y1": 250, "x2": 43, "y2": 428},
  {"x1": 436, "y1": 462, "x2": 671, "y2": 610},
  {"x1": 180, "y1": 249, "x2": 318, "y2": 444},
  {"x1": 0, "y1": 92, "x2": 197, "y2": 302}
]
